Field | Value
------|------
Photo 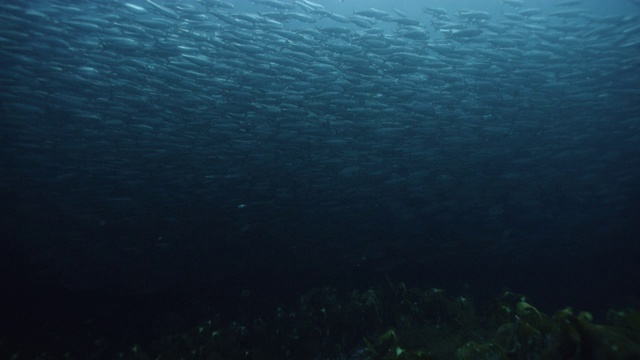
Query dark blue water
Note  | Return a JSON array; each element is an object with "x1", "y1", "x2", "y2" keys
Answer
[{"x1": 2, "y1": 0, "x2": 639, "y2": 357}]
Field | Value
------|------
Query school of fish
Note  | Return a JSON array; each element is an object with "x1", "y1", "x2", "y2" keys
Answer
[{"x1": 1, "y1": 0, "x2": 639, "y2": 264}]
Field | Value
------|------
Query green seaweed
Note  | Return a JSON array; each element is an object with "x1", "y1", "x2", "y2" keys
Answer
[{"x1": 4, "y1": 280, "x2": 639, "y2": 359}]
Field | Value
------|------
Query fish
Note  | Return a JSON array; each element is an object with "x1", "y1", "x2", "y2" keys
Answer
[
  {"x1": 1, "y1": 0, "x2": 638, "y2": 297},
  {"x1": 502, "y1": 0, "x2": 525, "y2": 8},
  {"x1": 145, "y1": 0, "x2": 179, "y2": 19}
]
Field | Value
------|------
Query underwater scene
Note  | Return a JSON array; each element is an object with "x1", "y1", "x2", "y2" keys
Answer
[{"x1": 2, "y1": 0, "x2": 640, "y2": 358}]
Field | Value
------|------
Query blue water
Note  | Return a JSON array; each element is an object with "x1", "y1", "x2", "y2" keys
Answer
[{"x1": 1, "y1": 0, "x2": 639, "y2": 356}]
